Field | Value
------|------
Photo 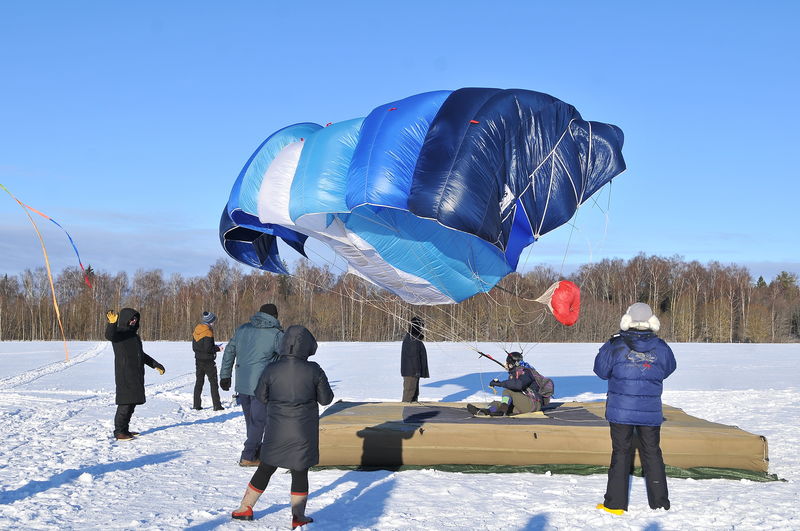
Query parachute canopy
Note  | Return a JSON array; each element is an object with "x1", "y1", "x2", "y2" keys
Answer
[{"x1": 220, "y1": 88, "x2": 626, "y2": 305}]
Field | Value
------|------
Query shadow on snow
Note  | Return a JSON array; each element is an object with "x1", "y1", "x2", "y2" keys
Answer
[
  {"x1": 0, "y1": 451, "x2": 183, "y2": 505},
  {"x1": 139, "y1": 410, "x2": 240, "y2": 436}
]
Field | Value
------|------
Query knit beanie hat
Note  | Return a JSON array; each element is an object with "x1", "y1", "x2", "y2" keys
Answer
[
  {"x1": 201, "y1": 311, "x2": 217, "y2": 325},
  {"x1": 620, "y1": 302, "x2": 660, "y2": 332},
  {"x1": 259, "y1": 303, "x2": 278, "y2": 318}
]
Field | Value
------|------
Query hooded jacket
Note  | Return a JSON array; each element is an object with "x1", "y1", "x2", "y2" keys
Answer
[
  {"x1": 220, "y1": 312, "x2": 283, "y2": 395},
  {"x1": 593, "y1": 329, "x2": 677, "y2": 426},
  {"x1": 255, "y1": 325, "x2": 334, "y2": 470},
  {"x1": 400, "y1": 321, "x2": 429, "y2": 378},
  {"x1": 105, "y1": 308, "x2": 158, "y2": 405}
]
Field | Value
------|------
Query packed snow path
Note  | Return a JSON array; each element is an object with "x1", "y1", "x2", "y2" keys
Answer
[{"x1": 0, "y1": 341, "x2": 798, "y2": 530}]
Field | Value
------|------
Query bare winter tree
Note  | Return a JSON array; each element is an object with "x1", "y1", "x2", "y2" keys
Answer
[{"x1": 1, "y1": 256, "x2": 797, "y2": 344}]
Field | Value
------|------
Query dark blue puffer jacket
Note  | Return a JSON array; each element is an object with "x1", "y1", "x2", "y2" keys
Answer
[{"x1": 593, "y1": 329, "x2": 676, "y2": 426}]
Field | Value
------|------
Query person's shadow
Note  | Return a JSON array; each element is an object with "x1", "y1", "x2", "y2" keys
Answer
[
  {"x1": 0, "y1": 451, "x2": 182, "y2": 505},
  {"x1": 139, "y1": 410, "x2": 240, "y2": 436},
  {"x1": 356, "y1": 416, "x2": 433, "y2": 470}
]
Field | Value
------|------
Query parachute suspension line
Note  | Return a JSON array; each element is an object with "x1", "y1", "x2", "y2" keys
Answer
[
  {"x1": 286, "y1": 241, "x2": 509, "y2": 401},
  {"x1": 521, "y1": 119, "x2": 577, "y2": 192},
  {"x1": 0, "y1": 185, "x2": 70, "y2": 361},
  {"x1": 560, "y1": 205, "x2": 579, "y2": 277},
  {"x1": 290, "y1": 242, "x2": 473, "y2": 344}
]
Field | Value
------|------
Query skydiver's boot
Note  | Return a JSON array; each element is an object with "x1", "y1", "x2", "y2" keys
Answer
[
  {"x1": 291, "y1": 492, "x2": 314, "y2": 529},
  {"x1": 487, "y1": 402, "x2": 509, "y2": 417},
  {"x1": 596, "y1": 503, "x2": 625, "y2": 515},
  {"x1": 232, "y1": 484, "x2": 263, "y2": 521},
  {"x1": 467, "y1": 404, "x2": 491, "y2": 416}
]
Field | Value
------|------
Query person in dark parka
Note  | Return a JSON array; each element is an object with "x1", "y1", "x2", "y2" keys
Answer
[
  {"x1": 191, "y1": 311, "x2": 223, "y2": 411},
  {"x1": 593, "y1": 303, "x2": 677, "y2": 515},
  {"x1": 105, "y1": 308, "x2": 165, "y2": 441},
  {"x1": 400, "y1": 316, "x2": 429, "y2": 402},
  {"x1": 231, "y1": 325, "x2": 334, "y2": 528}
]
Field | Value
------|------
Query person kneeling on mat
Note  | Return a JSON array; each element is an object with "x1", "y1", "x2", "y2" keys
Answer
[{"x1": 468, "y1": 352, "x2": 554, "y2": 416}]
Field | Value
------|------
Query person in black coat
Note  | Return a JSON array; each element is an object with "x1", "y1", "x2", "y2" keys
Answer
[
  {"x1": 105, "y1": 308, "x2": 165, "y2": 441},
  {"x1": 231, "y1": 325, "x2": 334, "y2": 528},
  {"x1": 400, "y1": 316, "x2": 429, "y2": 402}
]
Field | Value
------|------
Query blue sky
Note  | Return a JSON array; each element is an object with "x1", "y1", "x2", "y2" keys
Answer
[{"x1": 1, "y1": 1, "x2": 797, "y2": 282}]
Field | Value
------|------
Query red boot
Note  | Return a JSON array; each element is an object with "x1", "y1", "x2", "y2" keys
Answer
[
  {"x1": 232, "y1": 505, "x2": 254, "y2": 521},
  {"x1": 292, "y1": 515, "x2": 313, "y2": 529},
  {"x1": 231, "y1": 483, "x2": 263, "y2": 520},
  {"x1": 291, "y1": 492, "x2": 313, "y2": 528}
]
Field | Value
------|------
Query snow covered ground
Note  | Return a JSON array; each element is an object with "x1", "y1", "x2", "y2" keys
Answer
[{"x1": 0, "y1": 339, "x2": 798, "y2": 530}]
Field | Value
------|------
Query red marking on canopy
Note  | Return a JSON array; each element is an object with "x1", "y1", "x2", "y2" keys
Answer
[
  {"x1": 388, "y1": 107, "x2": 397, "y2": 111},
  {"x1": 470, "y1": 120, "x2": 480, "y2": 124}
]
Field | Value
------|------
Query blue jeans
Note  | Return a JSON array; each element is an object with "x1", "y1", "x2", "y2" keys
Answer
[{"x1": 237, "y1": 394, "x2": 267, "y2": 461}]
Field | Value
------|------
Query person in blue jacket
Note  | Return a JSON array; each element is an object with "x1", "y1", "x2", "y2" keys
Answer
[
  {"x1": 220, "y1": 303, "x2": 283, "y2": 466},
  {"x1": 593, "y1": 303, "x2": 677, "y2": 514}
]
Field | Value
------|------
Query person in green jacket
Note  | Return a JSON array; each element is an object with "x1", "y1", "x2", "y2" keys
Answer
[{"x1": 220, "y1": 303, "x2": 283, "y2": 466}]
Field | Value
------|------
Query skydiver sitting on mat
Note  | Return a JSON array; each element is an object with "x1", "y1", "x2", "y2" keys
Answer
[{"x1": 467, "y1": 352, "x2": 554, "y2": 416}]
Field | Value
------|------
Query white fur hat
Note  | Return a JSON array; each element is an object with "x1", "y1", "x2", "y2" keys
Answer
[{"x1": 620, "y1": 302, "x2": 660, "y2": 332}]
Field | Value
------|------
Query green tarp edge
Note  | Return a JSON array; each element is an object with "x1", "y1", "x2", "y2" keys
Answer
[{"x1": 312, "y1": 464, "x2": 783, "y2": 482}]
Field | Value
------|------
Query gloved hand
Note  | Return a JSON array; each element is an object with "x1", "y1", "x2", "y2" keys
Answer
[
  {"x1": 489, "y1": 378, "x2": 501, "y2": 388},
  {"x1": 154, "y1": 362, "x2": 165, "y2": 375},
  {"x1": 106, "y1": 310, "x2": 118, "y2": 324},
  {"x1": 220, "y1": 378, "x2": 231, "y2": 391}
]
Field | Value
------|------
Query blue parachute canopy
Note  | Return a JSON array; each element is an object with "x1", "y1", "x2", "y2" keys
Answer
[{"x1": 220, "y1": 88, "x2": 626, "y2": 304}]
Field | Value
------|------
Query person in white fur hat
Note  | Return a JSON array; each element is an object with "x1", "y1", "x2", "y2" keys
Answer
[{"x1": 593, "y1": 302, "x2": 676, "y2": 515}]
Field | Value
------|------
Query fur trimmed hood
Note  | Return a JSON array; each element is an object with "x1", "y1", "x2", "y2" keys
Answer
[{"x1": 620, "y1": 302, "x2": 660, "y2": 332}]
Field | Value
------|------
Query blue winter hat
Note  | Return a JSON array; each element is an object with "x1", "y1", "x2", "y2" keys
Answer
[{"x1": 201, "y1": 311, "x2": 217, "y2": 325}]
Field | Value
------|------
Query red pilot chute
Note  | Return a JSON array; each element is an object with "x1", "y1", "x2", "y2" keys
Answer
[{"x1": 535, "y1": 280, "x2": 580, "y2": 326}]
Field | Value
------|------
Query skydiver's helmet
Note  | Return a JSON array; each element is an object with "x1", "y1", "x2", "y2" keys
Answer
[{"x1": 506, "y1": 351, "x2": 524, "y2": 368}]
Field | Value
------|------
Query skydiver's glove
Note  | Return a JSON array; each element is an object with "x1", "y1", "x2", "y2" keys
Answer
[
  {"x1": 154, "y1": 362, "x2": 165, "y2": 375},
  {"x1": 220, "y1": 378, "x2": 231, "y2": 391},
  {"x1": 489, "y1": 378, "x2": 502, "y2": 388},
  {"x1": 106, "y1": 310, "x2": 118, "y2": 324}
]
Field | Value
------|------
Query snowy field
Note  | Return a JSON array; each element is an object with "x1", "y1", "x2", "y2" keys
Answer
[{"x1": 0, "y1": 340, "x2": 798, "y2": 530}]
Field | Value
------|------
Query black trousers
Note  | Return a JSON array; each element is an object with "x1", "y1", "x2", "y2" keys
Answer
[
  {"x1": 114, "y1": 404, "x2": 136, "y2": 435},
  {"x1": 250, "y1": 464, "x2": 310, "y2": 494},
  {"x1": 604, "y1": 422, "x2": 670, "y2": 511},
  {"x1": 194, "y1": 360, "x2": 222, "y2": 409}
]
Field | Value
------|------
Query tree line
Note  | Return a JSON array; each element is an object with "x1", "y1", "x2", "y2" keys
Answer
[{"x1": 0, "y1": 254, "x2": 798, "y2": 344}]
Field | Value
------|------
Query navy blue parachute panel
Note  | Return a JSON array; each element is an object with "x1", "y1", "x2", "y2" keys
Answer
[
  {"x1": 409, "y1": 88, "x2": 502, "y2": 243},
  {"x1": 219, "y1": 208, "x2": 292, "y2": 274},
  {"x1": 408, "y1": 88, "x2": 625, "y2": 255},
  {"x1": 568, "y1": 120, "x2": 626, "y2": 205}
]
